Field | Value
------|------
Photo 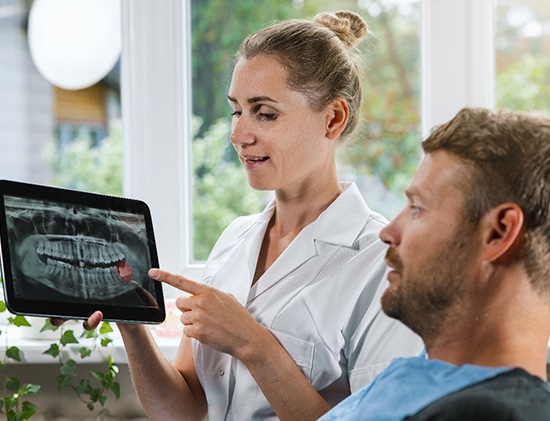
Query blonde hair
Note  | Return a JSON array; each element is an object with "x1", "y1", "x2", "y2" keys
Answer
[{"x1": 237, "y1": 10, "x2": 368, "y2": 140}]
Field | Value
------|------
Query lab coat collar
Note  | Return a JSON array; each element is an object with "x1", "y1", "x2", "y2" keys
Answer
[
  {"x1": 312, "y1": 182, "x2": 376, "y2": 248},
  {"x1": 243, "y1": 182, "x2": 378, "y2": 305},
  {"x1": 237, "y1": 182, "x2": 376, "y2": 249}
]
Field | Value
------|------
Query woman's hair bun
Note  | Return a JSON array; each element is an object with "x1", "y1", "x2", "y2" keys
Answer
[{"x1": 314, "y1": 10, "x2": 368, "y2": 49}]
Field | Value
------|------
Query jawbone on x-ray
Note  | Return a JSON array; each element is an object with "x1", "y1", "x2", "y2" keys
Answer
[{"x1": 6, "y1": 196, "x2": 152, "y2": 302}]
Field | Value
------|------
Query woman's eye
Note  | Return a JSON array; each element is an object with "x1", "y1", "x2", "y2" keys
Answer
[
  {"x1": 259, "y1": 113, "x2": 277, "y2": 121},
  {"x1": 230, "y1": 111, "x2": 241, "y2": 117}
]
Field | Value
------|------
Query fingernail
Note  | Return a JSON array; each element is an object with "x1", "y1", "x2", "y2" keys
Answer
[{"x1": 149, "y1": 268, "x2": 159, "y2": 278}]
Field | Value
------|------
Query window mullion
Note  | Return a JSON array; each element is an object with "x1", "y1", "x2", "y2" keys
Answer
[{"x1": 421, "y1": 0, "x2": 495, "y2": 135}]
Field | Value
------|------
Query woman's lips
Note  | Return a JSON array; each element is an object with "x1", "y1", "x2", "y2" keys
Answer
[{"x1": 242, "y1": 155, "x2": 269, "y2": 169}]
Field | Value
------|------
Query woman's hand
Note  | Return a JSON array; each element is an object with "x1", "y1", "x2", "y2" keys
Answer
[
  {"x1": 50, "y1": 310, "x2": 104, "y2": 330},
  {"x1": 149, "y1": 268, "x2": 264, "y2": 360}
]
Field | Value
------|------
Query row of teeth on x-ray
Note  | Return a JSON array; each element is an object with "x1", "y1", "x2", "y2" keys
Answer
[
  {"x1": 45, "y1": 258, "x2": 123, "y2": 292},
  {"x1": 36, "y1": 237, "x2": 125, "y2": 266},
  {"x1": 45, "y1": 260, "x2": 129, "y2": 299},
  {"x1": 34, "y1": 236, "x2": 132, "y2": 298}
]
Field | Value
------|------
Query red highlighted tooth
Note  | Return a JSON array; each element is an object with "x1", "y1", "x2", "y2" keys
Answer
[{"x1": 117, "y1": 261, "x2": 133, "y2": 282}]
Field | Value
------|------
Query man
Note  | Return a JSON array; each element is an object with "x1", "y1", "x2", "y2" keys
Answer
[{"x1": 319, "y1": 107, "x2": 550, "y2": 420}]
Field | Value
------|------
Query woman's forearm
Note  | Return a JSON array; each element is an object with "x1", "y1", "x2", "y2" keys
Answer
[{"x1": 118, "y1": 324, "x2": 207, "y2": 420}]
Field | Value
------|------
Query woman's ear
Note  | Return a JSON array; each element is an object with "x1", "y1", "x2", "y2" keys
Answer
[
  {"x1": 482, "y1": 202, "x2": 525, "y2": 264},
  {"x1": 325, "y1": 98, "x2": 349, "y2": 140}
]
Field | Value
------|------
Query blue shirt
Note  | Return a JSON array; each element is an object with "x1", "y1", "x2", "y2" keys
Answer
[{"x1": 318, "y1": 352, "x2": 511, "y2": 421}]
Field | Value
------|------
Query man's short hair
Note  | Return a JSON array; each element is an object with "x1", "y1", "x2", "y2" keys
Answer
[{"x1": 422, "y1": 107, "x2": 550, "y2": 295}]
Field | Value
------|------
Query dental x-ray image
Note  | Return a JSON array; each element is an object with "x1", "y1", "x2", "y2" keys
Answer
[{"x1": 0, "y1": 180, "x2": 164, "y2": 323}]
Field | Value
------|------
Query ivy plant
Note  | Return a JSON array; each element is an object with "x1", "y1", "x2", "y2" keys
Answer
[
  {"x1": 0, "y1": 307, "x2": 40, "y2": 421},
  {"x1": 0, "y1": 280, "x2": 120, "y2": 419},
  {"x1": 40, "y1": 319, "x2": 120, "y2": 411}
]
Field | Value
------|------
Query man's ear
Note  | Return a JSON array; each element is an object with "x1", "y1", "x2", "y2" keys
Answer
[
  {"x1": 482, "y1": 202, "x2": 525, "y2": 263},
  {"x1": 325, "y1": 98, "x2": 349, "y2": 140}
]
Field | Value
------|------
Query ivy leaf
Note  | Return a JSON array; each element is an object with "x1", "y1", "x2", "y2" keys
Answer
[
  {"x1": 100, "y1": 337, "x2": 113, "y2": 347},
  {"x1": 60, "y1": 359, "x2": 77, "y2": 377},
  {"x1": 91, "y1": 370, "x2": 104, "y2": 382},
  {"x1": 6, "y1": 346, "x2": 22, "y2": 362},
  {"x1": 20, "y1": 384, "x2": 41, "y2": 397},
  {"x1": 43, "y1": 343, "x2": 60, "y2": 358},
  {"x1": 57, "y1": 374, "x2": 72, "y2": 390},
  {"x1": 90, "y1": 387, "x2": 102, "y2": 403},
  {"x1": 105, "y1": 366, "x2": 116, "y2": 380},
  {"x1": 21, "y1": 401, "x2": 38, "y2": 419},
  {"x1": 6, "y1": 377, "x2": 20, "y2": 393},
  {"x1": 9, "y1": 315, "x2": 31, "y2": 327},
  {"x1": 5, "y1": 396, "x2": 18, "y2": 414},
  {"x1": 0, "y1": 300, "x2": 6, "y2": 312},
  {"x1": 81, "y1": 329, "x2": 97, "y2": 340},
  {"x1": 75, "y1": 379, "x2": 93, "y2": 395},
  {"x1": 110, "y1": 382, "x2": 121, "y2": 399},
  {"x1": 78, "y1": 347, "x2": 92, "y2": 359},
  {"x1": 98, "y1": 394, "x2": 108, "y2": 406},
  {"x1": 99, "y1": 322, "x2": 113, "y2": 335},
  {"x1": 110, "y1": 364, "x2": 119, "y2": 376},
  {"x1": 40, "y1": 319, "x2": 59, "y2": 333},
  {"x1": 60, "y1": 330, "x2": 79, "y2": 346}
]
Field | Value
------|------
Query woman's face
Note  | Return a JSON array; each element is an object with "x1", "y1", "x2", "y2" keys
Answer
[{"x1": 227, "y1": 55, "x2": 337, "y2": 196}]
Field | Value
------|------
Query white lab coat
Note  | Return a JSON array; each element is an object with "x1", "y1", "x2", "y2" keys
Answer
[{"x1": 193, "y1": 183, "x2": 423, "y2": 420}]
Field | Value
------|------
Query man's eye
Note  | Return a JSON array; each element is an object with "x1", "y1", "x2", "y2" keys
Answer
[
  {"x1": 231, "y1": 111, "x2": 241, "y2": 117},
  {"x1": 409, "y1": 205, "x2": 421, "y2": 217}
]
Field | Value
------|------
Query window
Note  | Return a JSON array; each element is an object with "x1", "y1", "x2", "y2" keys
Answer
[{"x1": 0, "y1": 0, "x2": 122, "y2": 195}]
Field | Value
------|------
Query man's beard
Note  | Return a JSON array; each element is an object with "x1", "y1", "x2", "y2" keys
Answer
[{"x1": 381, "y1": 240, "x2": 471, "y2": 344}]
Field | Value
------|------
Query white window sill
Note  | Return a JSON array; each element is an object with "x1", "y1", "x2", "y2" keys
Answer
[{"x1": 0, "y1": 324, "x2": 179, "y2": 364}]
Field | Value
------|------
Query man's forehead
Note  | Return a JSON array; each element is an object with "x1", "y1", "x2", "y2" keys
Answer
[{"x1": 406, "y1": 151, "x2": 467, "y2": 203}]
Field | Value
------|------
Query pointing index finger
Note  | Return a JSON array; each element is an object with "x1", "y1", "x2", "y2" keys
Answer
[{"x1": 149, "y1": 268, "x2": 204, "y2": 295}]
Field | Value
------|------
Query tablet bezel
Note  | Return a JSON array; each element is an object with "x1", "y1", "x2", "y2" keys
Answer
[{"x1": 0, "y1": 179, "x2": 165, "y2": 324}]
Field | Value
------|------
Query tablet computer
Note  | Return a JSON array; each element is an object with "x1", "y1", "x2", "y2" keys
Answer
[{"x1": 0, "y1": 179, "x2": 165, "y2": 324}]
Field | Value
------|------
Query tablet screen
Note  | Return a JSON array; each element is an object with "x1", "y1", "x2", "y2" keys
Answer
[{"x1": 0, "y1": 180, "x2": 165, "y2": 324}]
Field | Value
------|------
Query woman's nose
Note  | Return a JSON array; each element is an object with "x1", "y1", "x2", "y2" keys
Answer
[{"x1": 230, "y1": 116, "x2": 255, "y2": 146}]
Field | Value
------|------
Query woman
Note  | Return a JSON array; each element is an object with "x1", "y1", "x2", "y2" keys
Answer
[{"x1": 71, "y1": 10, "x2": 422, "y2": 420}]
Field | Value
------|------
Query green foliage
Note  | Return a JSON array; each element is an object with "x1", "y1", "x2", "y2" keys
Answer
[
  {"x1": 2, "y1": 377, "x2": 40, "y2": 421},
  {"x1": 0, "y1": 298, "x2": 40, "y2": 420},
  {"x1": 40, "y1": 320, "x2": 120, "y2": 412},
  {"x1": 496, "y1": 53, "x2": 550, "y2": 111},
  {"x1": 0, "y1": 276, "x2": 119, "y2": 418},
  {"x1": 44, "y1": 121, "x2": 124, "y2": 196},
  {"x1": 8, "y1": 317, "x2": 30, "y2": 328}
]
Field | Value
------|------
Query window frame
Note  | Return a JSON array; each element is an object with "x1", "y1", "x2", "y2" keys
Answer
[{"x1": 121, "y1": 0, "x2": 495, "y2": 287}]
